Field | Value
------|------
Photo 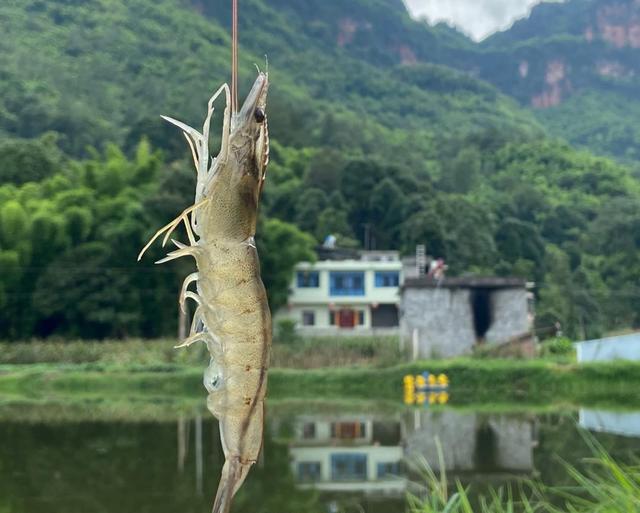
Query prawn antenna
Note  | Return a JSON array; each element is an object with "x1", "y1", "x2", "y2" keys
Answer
[{"x1": 231, "y1": 0, "x2": 239, "y2": 114}]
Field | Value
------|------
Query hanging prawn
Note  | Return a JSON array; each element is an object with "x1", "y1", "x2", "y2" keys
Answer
[{"x1": 137, "y1": 71, "x2": 271, "y2": 513}]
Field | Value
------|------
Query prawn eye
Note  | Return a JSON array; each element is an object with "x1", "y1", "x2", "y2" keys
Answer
[
  {"x1": 254, "y1": 107, "x2": 265, "y2": 123},
  {"x1": 203, "y1": 358, "x2": 224, "y2": 393}
]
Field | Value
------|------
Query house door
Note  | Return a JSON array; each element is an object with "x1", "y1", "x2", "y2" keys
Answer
[{"x1": 338, "y1": 309, "x2": 355, "y2": 328}]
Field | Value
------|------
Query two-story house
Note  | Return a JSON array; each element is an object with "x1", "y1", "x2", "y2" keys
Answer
[
  {"x1": 283, "y1": 251, "x2": 403, "y2": 334},
  {"x1": 289, "y1": 413, "x2": 406, "y2": 495}
]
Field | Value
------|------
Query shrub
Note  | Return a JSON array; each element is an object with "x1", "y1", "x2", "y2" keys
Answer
[
  {"x1": 274, "y1": 319, "x2": 299, "y2": 345},
  {"x1": 540, "y1": 336, "x2": 575, "y2": 358}
]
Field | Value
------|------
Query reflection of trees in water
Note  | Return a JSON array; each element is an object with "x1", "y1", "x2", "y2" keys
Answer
[
  {"x1": 0, "y1": 417, "x2": 325, "y2": 513},
  {"x1": 1, "y1": 407, "x2": 639, "y2": 513},
  {"x1": 321, "y1": 495, "x2": 404, "y2": 513},
  {"x1": 533, "y1": 413, "x2": 640, "y2": 489}
]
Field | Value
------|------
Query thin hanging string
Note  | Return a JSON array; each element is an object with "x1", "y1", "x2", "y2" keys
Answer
[{"x1": 231, "y1": 0, "x2": 239, "y2": 114}]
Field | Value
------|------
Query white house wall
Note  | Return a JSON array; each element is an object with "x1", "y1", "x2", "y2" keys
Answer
[
  {"x1": 289, "y1": 445, "x2": 404, "y2": 485},
  {"x1": 289, "y1": 261, "x2": 402, "y2": 306}
]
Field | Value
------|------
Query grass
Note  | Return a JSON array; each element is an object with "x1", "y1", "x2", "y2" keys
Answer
[
  {"x1": 1, "y1": 339, "x2": 639, "y2": 409},
  {"x1": 408, "y1": 435, "x2": 640, "y2": 513},
  {"x1": 0, "y1": 337, "x2": 405, "y2": 368},
  {"x1": 1, "y1": 358, "x2": 640, "y2": 409}
]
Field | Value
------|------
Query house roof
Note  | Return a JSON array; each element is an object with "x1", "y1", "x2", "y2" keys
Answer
[{"x1": 402, "y1": 276, "x2": 527, "y2": 290}]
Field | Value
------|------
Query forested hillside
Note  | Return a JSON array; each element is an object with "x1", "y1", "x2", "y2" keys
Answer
[
  {"x1": 0, "y1": 0, "x2": 639, "y2": 341},
  {"x1": 480, "y1": 0, "x2": 640, "y2": 164}
]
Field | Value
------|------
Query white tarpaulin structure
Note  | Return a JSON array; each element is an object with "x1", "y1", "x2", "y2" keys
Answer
[{"x1": 575, "y1": 333, "x2": 640, "y2": 363}]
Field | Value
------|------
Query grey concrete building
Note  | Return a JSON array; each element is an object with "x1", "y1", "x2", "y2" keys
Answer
[
  {"x1": 401, "y1": 277, "x2": 532, "y2": 358},
  {"x1": 404, "y1": 410, "x2": 535, "y2": 475}
]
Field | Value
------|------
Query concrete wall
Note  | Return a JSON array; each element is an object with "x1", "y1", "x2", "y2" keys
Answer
[
  {"x1": 404, "y1": 410, "x2": 477, "y2": 471},
  {"x1": 401, "y1": 288, "x2": 476, "y2": 358},
  {"x1": 401, "y1": 287, "x2": 530, "y2": 358},
  {"x1": 485, "y1": 289, "x2": 530, "y2": 344},
  {"x1": 404, "y1": 411, "x2": 534, "y2": 474},
  {"x1": 488, "y1": 417, "x2": 534, "y2": 471},
  {"x1": 576, "y1": 333, "x2": 640, "y2": 362}
]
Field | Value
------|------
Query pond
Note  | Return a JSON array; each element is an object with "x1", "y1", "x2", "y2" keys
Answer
[{"x1": 1, "y1": 400, "x2": 638, "y2": 513}]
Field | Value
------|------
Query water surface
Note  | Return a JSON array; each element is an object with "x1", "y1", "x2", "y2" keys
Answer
[{"x1": 1, "y1": 401, "x2": 638, "y2": 513}]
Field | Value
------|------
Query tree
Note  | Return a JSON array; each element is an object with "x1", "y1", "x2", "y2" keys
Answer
[
  {"x1": 32, "y1": 242, "x2": 142, "y2": 338},
  {"x1": 495, "y1": 217, "x2": 546, "y2": 280},
  {"x1": 294, "y1": 188, "x2": 327, "y2": 234},
  {"x1": 304, "y1": 149, "x2": 345, "y2": 193},
  {"x1": 369, "y1": 178, "x2": 407, "y2": 249},
  {"x1": 315, "y1": 207, "x2": 353, "y2": 243},
  {"x1": 340, "y1": 159, "x2": 385, "y2": 242},
  {"x1": 439, "y1": 146, "x2": 482, "y2": 194},
  {"x1": 0, "y1": 135, "x2": 61, "y2": 185},
  {"x1": 536, "y1": 245, "x2": 604, "y2": 340},
  {"x1": 257, "y1": 218, "x2": 316, "y2": 311}
]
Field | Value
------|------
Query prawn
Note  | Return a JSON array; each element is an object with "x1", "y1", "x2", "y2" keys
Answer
[{"x1": 138, "y1": 72, "x2": 271, "y2": 513}]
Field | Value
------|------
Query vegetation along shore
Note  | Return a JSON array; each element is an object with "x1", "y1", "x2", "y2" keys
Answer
[{"x1": 1, "y1": 339, "x2": 638, "y2": 408}]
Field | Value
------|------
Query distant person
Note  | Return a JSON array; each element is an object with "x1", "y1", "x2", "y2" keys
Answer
[
  {"x1": 428, "y1": 258, "x2": 448, "y2": 280},
  {"x1": 323, "y1": 234, "x2": 337, "y2": 249},
  {"x1": 555, "y1": 321, "x2": 563, "y2": 338}
]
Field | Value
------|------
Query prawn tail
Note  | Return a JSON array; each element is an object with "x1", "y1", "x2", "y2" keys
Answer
[{"x1": 212, "y1": 459, "x2": 252, "y2": 513}]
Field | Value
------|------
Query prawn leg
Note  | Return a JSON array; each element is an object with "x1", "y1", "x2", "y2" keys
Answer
[
  {"x1": 179, "y1": 272, "x2": 200, "y2": 312},
  {"x1": 154, "y1": 246, "x2": 200, "y2": 265},
  {"x1": 174, "y1": 332, "x2": 207, "y2": 349},
  {"x1": 137, "y1": 198, "x2": 209, "y2": 261}
]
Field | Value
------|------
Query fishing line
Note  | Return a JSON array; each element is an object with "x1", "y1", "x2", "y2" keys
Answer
[{"x1": 231, "y1": 0, "x2": 239, "y2": 114}]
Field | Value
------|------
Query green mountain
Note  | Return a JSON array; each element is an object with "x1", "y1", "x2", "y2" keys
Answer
[
  {"x1": 0, "y1": 0, "x2": 639, "y2": 341},
  {"x1": 0, "y1": 0, "x2": 538, "y2": 161},
  {"x1": 478, "y1": 0, "x2": 640, "y2": 163}
]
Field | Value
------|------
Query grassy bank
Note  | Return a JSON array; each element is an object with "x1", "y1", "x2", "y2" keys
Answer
[
  {"x1": 0, "y1": 337, "x2": 405, "y2": 368},
  {"x1": 1, "y1": 358, "x2": 639, "y2": 408}
]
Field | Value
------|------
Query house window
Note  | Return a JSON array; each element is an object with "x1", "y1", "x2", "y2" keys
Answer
[
  {"x1": 298, "y1": 462, "x2": 321, "y2": 482},
  {"x1": 302, "y1": 422, "x2": 316, "y2": 439},
  {"x1": 329, "y1": 311, "x2": 336, "y2": 325},
  {"x1": 357, "y1": 311, "x2": 365, "y2": 326},
  {"x1": 331, "y1": 422, "x2": 366, "y2": 439},
  {"x1": 331, "y1": 453, "x2": 367, "y2": 481},
  {"x1": 297, "y1": 271, "x2": 320, "y2": 288},
  {"x1": 302, "y1": 311, "x2": 315, "y2": 326},
  {"x1": 377, "y1": 462, "x2": 400, "y2": 478},
  {"x1": 330, "y1": 272, "x2": 365, "y2": 296},
  {"x1": 375, "y1": 271, "x2": 400, "y2": 287}
]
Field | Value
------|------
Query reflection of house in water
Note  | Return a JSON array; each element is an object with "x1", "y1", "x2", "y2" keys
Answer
[
  {"x1": 404, "y1": 411, "x2": 536, "y2": 478},
  {"x1": 580, "y1": 409, "x2": 640, "y2": 437},
  {"x1": 287, "y1": 411, "x2": 536, "y2": 496},
  {"x1": 289, "y1": 415, "x2": 407, "y2": 495}
]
